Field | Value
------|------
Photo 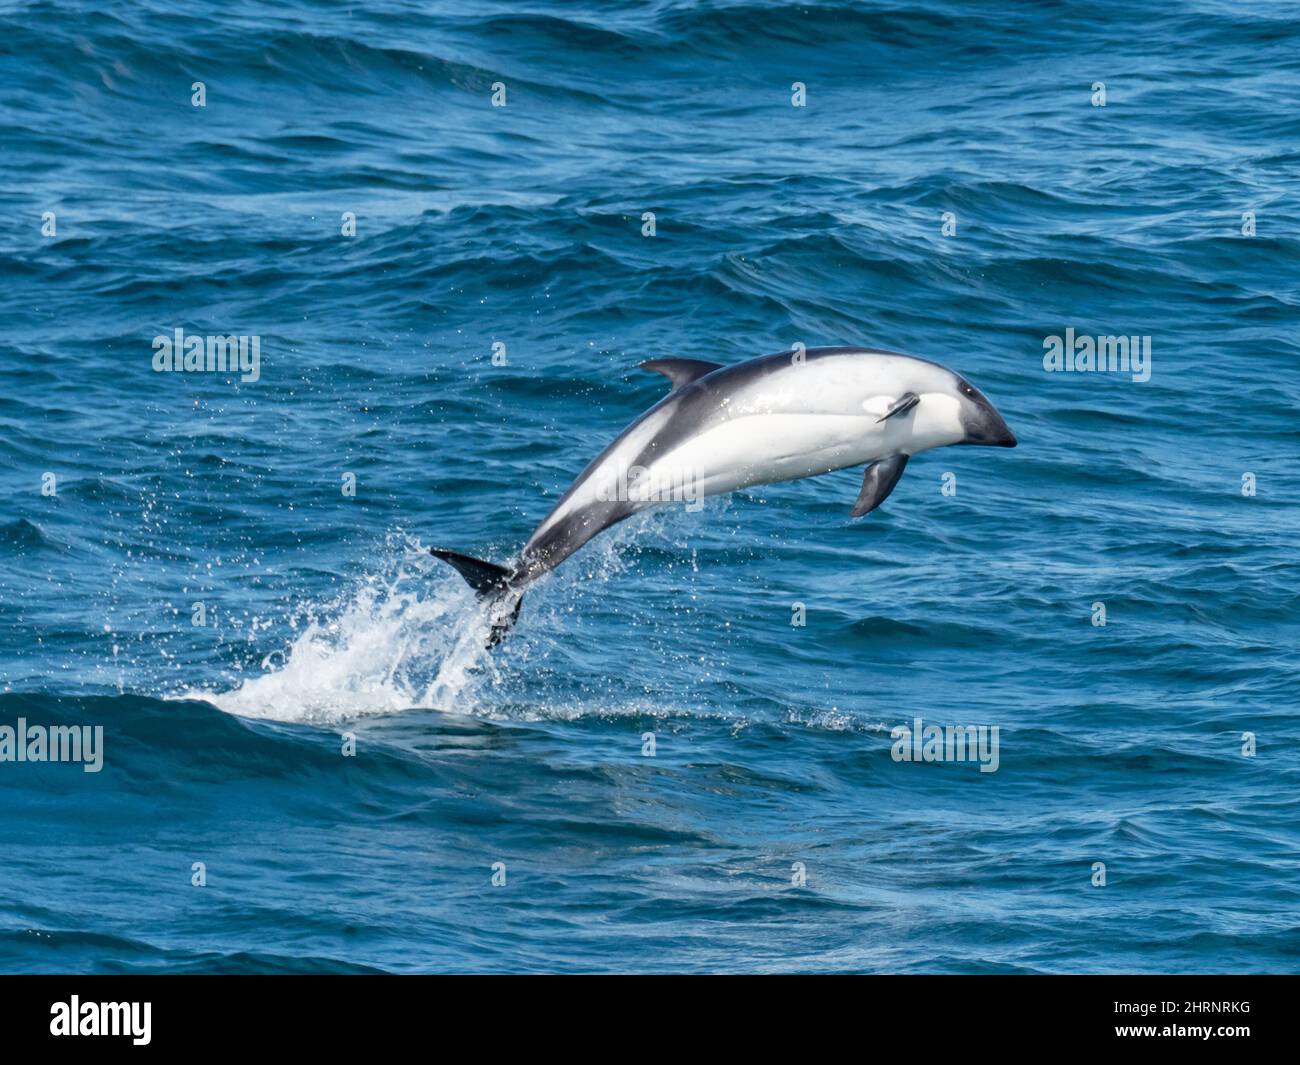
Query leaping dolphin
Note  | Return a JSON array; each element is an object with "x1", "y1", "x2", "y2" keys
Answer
[{"x1": 432, "y1": 346, "x2": 1017, "y2": 644}]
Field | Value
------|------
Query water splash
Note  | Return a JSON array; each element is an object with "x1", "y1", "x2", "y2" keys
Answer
[
  {"x1": 188, "y1": 507, "x2": 715, "y2": 726},
  {"x1": 189, "y1": 537, "x2": 501, "y2": 723}
]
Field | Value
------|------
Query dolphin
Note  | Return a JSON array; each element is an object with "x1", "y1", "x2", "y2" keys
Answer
[{"x1": 431, "y1": 346, "x2": 1016, "y2": 644}]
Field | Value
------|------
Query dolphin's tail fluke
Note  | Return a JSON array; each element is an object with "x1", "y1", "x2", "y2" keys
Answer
[
  {"x1": 429, "y1": 548, "x2": 522, "y2": 647},
  {"x1": 429, "y1": 548, "x2": 513, "y2": 595}
]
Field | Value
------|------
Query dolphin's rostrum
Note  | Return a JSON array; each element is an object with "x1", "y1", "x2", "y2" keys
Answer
[{"x1": 432, "y1": 346, "x2": 1017, "y2": 644}]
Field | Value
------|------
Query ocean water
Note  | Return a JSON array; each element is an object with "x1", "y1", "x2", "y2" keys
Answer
[{"x1": 1, "y1": 0, "x2": 1298, "y2": 974}]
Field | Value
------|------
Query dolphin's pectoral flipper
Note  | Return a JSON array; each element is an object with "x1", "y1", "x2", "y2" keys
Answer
[
  {"x1": 876, "y1": 392, "x2": 920, "y2": 423},
  {"x1": 639, "y1": 358, "x2": 724, "y2": 391},
  {"x1": 850, "y1": 453, "x2": 909, "y2": 518},
  {"x1": 430, "y1": 548, "x2": 522, "y2": 646}
]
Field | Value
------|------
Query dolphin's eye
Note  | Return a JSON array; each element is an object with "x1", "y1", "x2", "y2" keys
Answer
[{"x1": 959, "y1": 382, "x2": 976, "y2": 397}]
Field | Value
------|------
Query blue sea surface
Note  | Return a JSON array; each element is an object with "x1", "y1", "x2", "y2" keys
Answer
[{"x1": 1, "y1": 0, "x2": 1298, "y2": 974}]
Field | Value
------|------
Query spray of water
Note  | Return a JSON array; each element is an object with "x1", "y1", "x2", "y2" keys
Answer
[
  {"x1": 185, "y1": 502, "x2": 861, "y2": 732},
  {"x1": 189, "y1": 536, "x2": 502, "y2": 723}
]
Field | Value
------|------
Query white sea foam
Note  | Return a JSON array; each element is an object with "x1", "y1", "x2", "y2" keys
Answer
[
  {"x1": 184, "y1": 503, "x2": 848, "y2": 731},
  {"x1": 183, "y1": 517, "x2": 658, "y2": 725},
  {"x1": 186, "y1": 537, "x2": 502, "y2": 724}
]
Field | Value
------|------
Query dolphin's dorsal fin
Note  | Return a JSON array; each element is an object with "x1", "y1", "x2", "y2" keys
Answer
[
  {"x1": 639, "y1": 358, "x2": 723, "y2": 391},
  {"x1": 851, "y1": 453, "x2": 909, "y2": 518}
]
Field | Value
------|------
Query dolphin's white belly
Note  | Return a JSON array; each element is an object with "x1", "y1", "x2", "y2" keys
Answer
[
  {"x1": 645, "y1": 412, "x2": 894, "y2": 498},
  {"x1": 527, "y1": 350, "x2": 976, "y2": 550}
]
